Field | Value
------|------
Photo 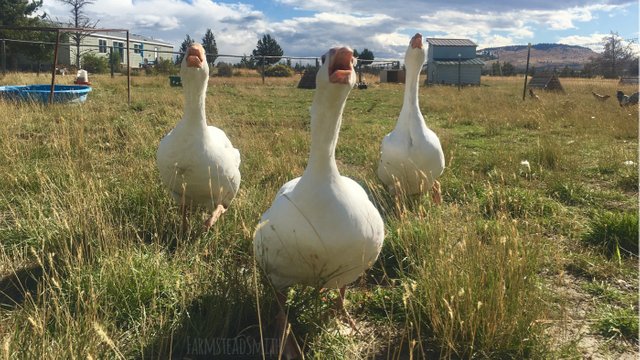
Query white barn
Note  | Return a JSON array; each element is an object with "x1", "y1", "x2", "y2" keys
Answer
[{"x1": 425, "y1": 38, "x2": 484, "y2": 86}]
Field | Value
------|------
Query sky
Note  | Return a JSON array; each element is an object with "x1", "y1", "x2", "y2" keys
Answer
[{"x1": 39, "y1": 0, "x2": 639, "y2": 61}]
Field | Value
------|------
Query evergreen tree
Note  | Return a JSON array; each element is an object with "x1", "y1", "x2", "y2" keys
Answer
[
  {"x1": 502, "y1": 62, "x2": 515, "y2": 76},
  {"x1": 0, "y1": 0, "x2": 47, "y2": 70},
  {"x1": 357, "y1": 48, "x2": 374, "y2": 66},
  {"x1": 0, "y1": 0, "x2": 42, "y2": 26},
  {"x1": 251, "y1": 34, "x2": 283, "y2": 67},
  {"x1": 491, "y1": 61, "x2": 501, "y2": 75},
  {"x1": 239, "y1": 54, "x2": 255, "y2": 69},
  {"x1": 175, "y1": 34, "x2": 194, "y2": 65},
  {"x1": 201, "y1": 28, "x2": 218, "y2": 64}
]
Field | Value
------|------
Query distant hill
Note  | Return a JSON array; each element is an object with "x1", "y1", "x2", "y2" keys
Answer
[{"x1": 477, "y1": 43, "x2": 599, "y2": 71}]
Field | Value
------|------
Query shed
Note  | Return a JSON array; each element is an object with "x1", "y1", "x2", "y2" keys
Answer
[
  {"x1": 380, "y1": 69, "x2": 406, "y2": 83},
  {"x1": 297, "y1": 68, "x2": 317, "y2": 89},
  {"x1": 619, "y1": 76, "x2": 639, "y2": 85},
  {"x1": 527, "y1": 73, "x2": 564, "y2": 92},
  {"x1": 426, "y1": 38, "x2": 484, "y2": 86}
]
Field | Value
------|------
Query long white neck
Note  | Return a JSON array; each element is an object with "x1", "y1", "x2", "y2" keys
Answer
[
  {"x1": 182, "y1": 78, "x2": 208, "y2": 128},
  {"x1": 395, "y1": 56, "x2": 425, "y2": 133},
  {"x1": 404, "y1": 62, "x2": 422, "y2": 108},
  {"x1": 304, "y1": 85, "x2": 350, "y2": 178}
]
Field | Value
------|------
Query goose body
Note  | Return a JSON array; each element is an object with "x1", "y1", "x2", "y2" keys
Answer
[
  {"x1": 256, "y1": 175, "x2": 383, "y2": 289},
  {"x1": 156, "y1": 43, "x2": 240, "y2": 227},
  {"x1": 254, "y1": 47, "x2": 384, "y2": 291},
  {"x1": 377, "y1": 33, "x2": 445, "y2": 200}
]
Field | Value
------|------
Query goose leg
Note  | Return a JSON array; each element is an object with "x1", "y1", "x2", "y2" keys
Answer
[
  {"x1": 431, "y1": 180, "x2": 442, "y2": 205},
  {"x1": 274, "y1": 290, "x2": 302, "y2": 360},
  {"x1": 335, "y1": 286, "x2": 359, "y2": 333},
  {"x1": 204, "y1": 204, "x2": 226, "y2": 229}
]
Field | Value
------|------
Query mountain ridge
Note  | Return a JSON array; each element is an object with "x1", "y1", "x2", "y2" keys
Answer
[{"x1": 477, "y1": 43, "x2": 599, "y2": 70}]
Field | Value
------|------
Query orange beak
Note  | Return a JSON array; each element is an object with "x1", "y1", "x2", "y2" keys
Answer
[
  {"x1": 186, "y1": 43, "x2": 206, "y2": 68},
  {"x1": 328, "y1": 47, "x2": 354, "y2": 84},
  {"x1": 411, "y1": 33, "x2": 423, "y2": 49}
]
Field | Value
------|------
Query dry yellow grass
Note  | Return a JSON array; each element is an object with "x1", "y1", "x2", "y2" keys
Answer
[{"x1": 0, "y1": 72, "x2": 637, "y2": 359}]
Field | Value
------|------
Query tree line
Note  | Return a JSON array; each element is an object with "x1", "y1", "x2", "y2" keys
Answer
[{"x1": 176, "y1": 32, "x2": 375, "y2": 70}]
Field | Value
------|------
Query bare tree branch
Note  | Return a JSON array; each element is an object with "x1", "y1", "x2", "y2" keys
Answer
[{"x1": 57, "y1": 0, "x2": 99, "y2": 67}]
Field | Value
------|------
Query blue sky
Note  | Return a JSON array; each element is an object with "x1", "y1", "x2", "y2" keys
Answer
[{"x1": 40, "y1": 0, "x2": 639, "y2": 61}]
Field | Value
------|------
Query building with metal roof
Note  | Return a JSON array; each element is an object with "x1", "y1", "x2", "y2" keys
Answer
[
  {"x1": 426, "y1": 38, "x2": 478, "y2": 47},
  {"x1": 425, "y1": 38, "x2": 484, "y2": 86}
]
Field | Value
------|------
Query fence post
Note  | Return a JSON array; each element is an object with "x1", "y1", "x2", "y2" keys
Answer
[
  {"x1": 457, "y1": 53, "x2": 461, "y2": 91},
  {"x1": 261, "y1": 56, "x2": 265, "y2": 84},
  {"x1": 522, "y1": 43, "x2": 532, "y2": 101},
  {"x1": 109, "y1": 46, "x2": 114, "y2": 78},
  {"x1": 126, "y1": 30, "x2": 131, "y2": 105},
  {"x1": 1, "y1": 39, "x2": 5, "y2": 74},
  {"x1": 49, "y1": 29, "x2": 61, "y2": 105}
]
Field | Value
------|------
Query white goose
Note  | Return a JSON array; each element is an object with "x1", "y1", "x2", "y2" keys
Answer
[
  {"x1": 377, "y1": 33, "x2": 445, "y2": 203},
  {"x1": 254, "y1": 47, "x2": 384, "y2": 358},
  {"x1": 156, "y1": 43, "x2": 240, "y2": 229}
]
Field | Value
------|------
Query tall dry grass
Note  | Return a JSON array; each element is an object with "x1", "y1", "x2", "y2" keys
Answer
[{"x1": 0, "y1": 72, "x2": 637, "y2": 358}]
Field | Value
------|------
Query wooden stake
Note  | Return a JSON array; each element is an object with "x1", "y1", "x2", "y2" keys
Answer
[{"x1": 522, "y1": 43, "x2": 532, "y2": 101}]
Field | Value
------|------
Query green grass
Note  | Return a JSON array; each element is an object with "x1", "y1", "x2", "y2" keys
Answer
[
  {"x1": 583, "y1": 211, "x2": 639, "y2": 257},
  {"x1": 0, "y1": 73, "x2": 637, "y2": 359},
  {"x1": 594, "y1": 305, "x2": 639, "y2": 342}
]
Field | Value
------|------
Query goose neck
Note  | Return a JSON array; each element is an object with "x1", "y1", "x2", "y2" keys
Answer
[
  {"x1": 305, "y1": 88, "x2": 347, "y2": 176},
  {"x1": 183, "y1": 81, "x2": 208, "y2": 126},
  {"x1": 402, "y1": 64, "x2": 421, "y2": 110}
]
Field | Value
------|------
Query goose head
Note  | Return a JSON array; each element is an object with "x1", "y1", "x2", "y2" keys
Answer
[
  {"x1": 404, "y1": 33, "x2": 425, "y2": 71},
  {"x1": 316, "y1": 46, "x2": 357, "y2": 95},
  {"x1": 180, "y1": 43, "x2": 209, "y2": 85}
]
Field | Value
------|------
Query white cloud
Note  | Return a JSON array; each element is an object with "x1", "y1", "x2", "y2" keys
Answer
[
  {"x1": 133, "y1": 15, "x2": 181, "y2": 31},
  {"x1": 557, "y1": 33, "x2": 607, "y2": 50},
  {"x1": 558, "y1": 32, "x2": 640, "y2": 54},
  {"x1": 38, "y1": 0, "x2": 637, "y2": 60},
  {"x1": 478, "y1": 35, "x2": 517, "y2": 49}
]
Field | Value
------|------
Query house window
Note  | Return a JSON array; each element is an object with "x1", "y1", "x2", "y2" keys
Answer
[
  {"x1": 134, "y1": 43, "x2": 143, "y2": 54},
  {"x1": 98, "y1": 39, "x2": 107, "y2": 53},
  {"x1": 154, "y1": 47, "x2": 158, "y2": 60},
  {"x1": 113, "y1": 41, "x2": 124, "y2": 62}
]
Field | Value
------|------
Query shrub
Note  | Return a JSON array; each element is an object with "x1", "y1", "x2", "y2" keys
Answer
[
  {"x1": 109, "y1": 51, "x2": 122, "y2": 73},
  {"x1": 263, "y1": 64, "x2": 293, "y2": 77},
  {"x1": 154, "y1": 58, "x2": 178, "y2": 75},
  {"x1": 216, "y1": 62, "x2": 233, "y2": 77},
  {"x1": 81, "y1": 53, "x2": 109, "y2": 74}
]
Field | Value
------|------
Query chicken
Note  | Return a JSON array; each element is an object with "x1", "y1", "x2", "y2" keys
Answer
[{"x1": 616, "y1": 90, "x2": 639, "y2": 107}]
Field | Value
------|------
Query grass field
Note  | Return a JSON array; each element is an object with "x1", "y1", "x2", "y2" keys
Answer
[{"x1": 0, "y1": 71, "x2": 638, "y2": 359}]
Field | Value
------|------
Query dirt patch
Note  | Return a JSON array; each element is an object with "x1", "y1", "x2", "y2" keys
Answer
[{"x1": 546, "y1": 272, "x2": 638, "y2": 359}]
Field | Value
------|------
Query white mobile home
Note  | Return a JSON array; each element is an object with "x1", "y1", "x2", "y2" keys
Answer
[
  {"x1": 59, "y1": 32, "x2": 173, "y2": 69},
  {"x1": 426, "y1": 38, "x2": 484, "y2": 86}
]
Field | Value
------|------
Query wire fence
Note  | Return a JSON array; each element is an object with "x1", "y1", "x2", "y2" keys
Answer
[
  {"x1": 1, "y1": 32, "x2": 637, "y2": 105},
  {"x1": 0, "y1": 36, "x2": 404, "y2": 73}
]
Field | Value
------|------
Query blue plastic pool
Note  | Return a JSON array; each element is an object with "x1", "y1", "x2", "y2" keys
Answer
[{"x1": 0, "y1": 84, "x2": 91, "y2": 104}]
